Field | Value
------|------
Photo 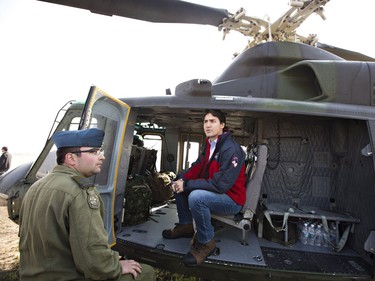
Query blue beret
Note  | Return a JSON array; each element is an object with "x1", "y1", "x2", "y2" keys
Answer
[{"x1": 52, "y1": 128, "x2": 104, "y2": 149}]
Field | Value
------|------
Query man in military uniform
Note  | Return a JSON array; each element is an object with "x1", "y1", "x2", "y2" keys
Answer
[{"x1": 19, "y1": 128, "x2": 155, "y2": 281}]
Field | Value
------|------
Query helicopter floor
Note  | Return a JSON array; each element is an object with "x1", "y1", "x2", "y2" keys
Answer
[
  {"x1": 118, "y1": 203, "x2": 266, "y2": 267},
  {"x1": 116, "y1": 204, "x2": 372, "y2": 277}
]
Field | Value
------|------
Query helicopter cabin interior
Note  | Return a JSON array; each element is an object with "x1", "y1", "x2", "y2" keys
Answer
[{"x1": 114, "y1": 104, "x2": 375, "y2": 277}]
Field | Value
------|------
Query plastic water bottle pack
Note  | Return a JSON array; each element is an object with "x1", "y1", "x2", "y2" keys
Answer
[{"x1": 298, "y1": 220, "x2": 336, "y2": 248}]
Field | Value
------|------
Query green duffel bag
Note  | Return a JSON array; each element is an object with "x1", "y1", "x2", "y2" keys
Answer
[{"x1": 123, "y1": 176, "x2": 152, "y2": 226}]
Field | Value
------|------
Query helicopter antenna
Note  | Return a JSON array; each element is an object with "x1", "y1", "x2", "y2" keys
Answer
[{"x1": 219, "y1": 0, "x2": 329, "y2": 50}]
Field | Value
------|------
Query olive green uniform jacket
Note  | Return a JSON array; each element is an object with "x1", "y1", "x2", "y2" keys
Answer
[{"x1": 19, "y1": 165, "x2": 123, "y2": 281}]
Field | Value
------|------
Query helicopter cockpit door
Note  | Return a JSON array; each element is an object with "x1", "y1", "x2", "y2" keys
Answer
[{"x1": 79, "y1": 85, "x2": 130, "y2": 245}]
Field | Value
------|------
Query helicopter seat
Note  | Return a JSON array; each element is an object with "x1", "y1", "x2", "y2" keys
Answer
[{"x1": 212, "y1": 144, "x2": 268, "y2": 245}]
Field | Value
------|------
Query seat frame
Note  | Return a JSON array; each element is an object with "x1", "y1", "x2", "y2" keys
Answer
[{"x1": 212, "y1": 144, "x2": 268, "y2": 245}]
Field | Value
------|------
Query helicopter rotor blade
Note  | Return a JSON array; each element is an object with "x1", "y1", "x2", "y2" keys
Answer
[
  {"x1": 317, "y1": 43, "x2": 375, "y2": 62},
  {"x1": 38, "y1": 0, "x2": 229, "y2": 27}
]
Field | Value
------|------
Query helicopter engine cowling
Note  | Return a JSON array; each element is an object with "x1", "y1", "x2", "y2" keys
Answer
[{"x1": 211, "y1": 41, "x2": 375, "y2": 106}]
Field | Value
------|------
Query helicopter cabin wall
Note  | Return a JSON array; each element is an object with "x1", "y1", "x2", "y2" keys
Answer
[
  {"x1": 260, "y1": 116, "x2": 341, "y2": 208},
  {"x1": 331, "y1": 119, "x2": 375, "y2": 261},
  {"x1": 258, "y1": 115, "x2": 375, "y2": 260}
]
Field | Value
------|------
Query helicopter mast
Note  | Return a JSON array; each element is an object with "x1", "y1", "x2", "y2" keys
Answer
[{"x1": 219, "y1": 0, "x2": 330, "y2": 50}]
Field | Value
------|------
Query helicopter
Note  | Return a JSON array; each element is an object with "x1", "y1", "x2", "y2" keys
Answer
[{"x1": 1, "y1": 0, "x2": 375, "y2": 280}]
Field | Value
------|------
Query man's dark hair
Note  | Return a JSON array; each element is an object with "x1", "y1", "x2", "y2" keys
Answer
[
  {"x1": 2, "y1": 146, "x2": 8, "y2": 151},
  {"x1": 204, "y1": 109, "x2": 228, "y2": 131},
  {"x1": 56, "y1": 147, "x2": 80, "y2": 165}
]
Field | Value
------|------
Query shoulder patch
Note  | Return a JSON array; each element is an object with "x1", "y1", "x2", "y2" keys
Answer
[
  {"x1": 87, "y1": 188, "x2": 100, "y2": 209},
  {"x1": 231, "y1": 156, "x2": 239, "y2": 168}
]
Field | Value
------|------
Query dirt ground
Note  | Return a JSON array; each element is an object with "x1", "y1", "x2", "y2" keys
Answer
[{"x1": 0, "y1": 205, "x2": 19, "y2": 272}]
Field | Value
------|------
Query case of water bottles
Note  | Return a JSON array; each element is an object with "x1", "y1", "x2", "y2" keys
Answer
[{"x1": 298, "y1": 219, "x2": 337, "y2": 248}]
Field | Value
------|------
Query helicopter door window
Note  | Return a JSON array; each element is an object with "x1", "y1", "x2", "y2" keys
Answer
[
  {"x1": 35, "y1": 147, "x2": 58, "y2": 179},
  {"x1": 35, "y1": 118, "x2": 101, "y2": 180},
  {"x1": 67, "y1": 117, "x2": 98, "y2": 131},
  {"x1": 142, "y1": 134, "x2": 162, "y2": 171},
  {"x1": 182, "y1": 141, "x2": 199, "y2": 170},
  {"x1": 180, "y1": 134, "x2": 203, "y2": 171},
  {"x1": 67, "y1": 117, "x2": 81, "y2": 131}
]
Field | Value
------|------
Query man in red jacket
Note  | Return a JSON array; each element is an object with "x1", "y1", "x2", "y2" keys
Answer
[{"x1": 162, "y1": 109, "x2": 246, "y2": 267}]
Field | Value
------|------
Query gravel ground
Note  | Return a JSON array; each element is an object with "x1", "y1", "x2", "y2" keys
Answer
[
  {"x1": 0, "y1": 206, "x2": 19, "y2": 271},
  {"x1": 0, "y1": 205, "x2": 20, "y2": 281}
]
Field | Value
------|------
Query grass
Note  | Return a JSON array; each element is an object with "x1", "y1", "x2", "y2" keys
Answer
[
  {"x1": 155, "y1": 268, "x2": 205, "y2": 281},
  {"x1": 0, "y1": 267, "x2": 19, "y2": 281},
  {"x1": 0, "y1": 266, "x2": 204, "y2": 281}
]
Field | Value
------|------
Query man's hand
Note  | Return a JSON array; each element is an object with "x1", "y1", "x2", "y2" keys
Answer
[
  {"x1": 172, "y1": 179, "x2": 184, "y2": 194},
  {"x1": 119, "y1": 259, "x2": 142, "y2": 278}
]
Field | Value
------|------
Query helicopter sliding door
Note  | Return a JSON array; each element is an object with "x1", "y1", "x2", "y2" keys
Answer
[{"x1": 80, "y1": 86, "x2": 130, "y2": 245}]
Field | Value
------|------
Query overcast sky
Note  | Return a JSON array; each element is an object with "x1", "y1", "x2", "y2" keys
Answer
[{"x1": 1, "y1": 0, "x2": 374, "y2": 162}]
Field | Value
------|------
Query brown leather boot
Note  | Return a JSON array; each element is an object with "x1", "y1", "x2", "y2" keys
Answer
[
  {"x1": 162, "y1": 223, "x2": 194, "y2": 239},
  {"x1": 183, "y1": 238, "x2": 216, "y2": 267}
]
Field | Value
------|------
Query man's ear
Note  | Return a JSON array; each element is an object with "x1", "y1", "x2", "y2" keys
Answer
[{"x1": 65, "y1": 153, "x2": 77, "y2": 166}]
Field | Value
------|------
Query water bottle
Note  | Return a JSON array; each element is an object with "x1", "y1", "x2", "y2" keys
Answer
[
  {"x1": 315, "y1": 224, "x2": 323, "y2": 247},
  {"x1": 300, "y1": 222, "x2": 309, "y2": 245},
  {"x1": 307, "y1": 223, "x2": 316, "y2": 246}
]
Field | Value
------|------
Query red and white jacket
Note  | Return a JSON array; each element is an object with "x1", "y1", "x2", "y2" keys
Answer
[{"x1": 179, "y1": 132, "x2": 246, "y2": 206}]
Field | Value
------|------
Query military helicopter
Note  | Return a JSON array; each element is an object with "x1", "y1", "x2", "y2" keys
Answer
[{"x1": 1, "y1": 0, "x2": 375, "y2": 280}]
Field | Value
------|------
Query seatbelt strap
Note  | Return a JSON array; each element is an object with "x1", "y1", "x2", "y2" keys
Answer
[
  {"x1": 264, "y1": 209, "x2": 292, "y2": 232},
  {"x1": 335, "y1": 223, "x2": 354, "y2": 252},
  {"x1": 321, "y1": 215, "x2": 329, "y2": 233}
]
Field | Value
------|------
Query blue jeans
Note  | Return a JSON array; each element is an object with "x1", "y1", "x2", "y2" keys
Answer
[{"x1": 174, "y1": 189, "x2": 242, "y2": 244}]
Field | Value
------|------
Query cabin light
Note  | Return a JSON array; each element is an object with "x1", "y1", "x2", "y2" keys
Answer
[{"x1": 214, "y1": 96, "x2": 234, "y2": 101}]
